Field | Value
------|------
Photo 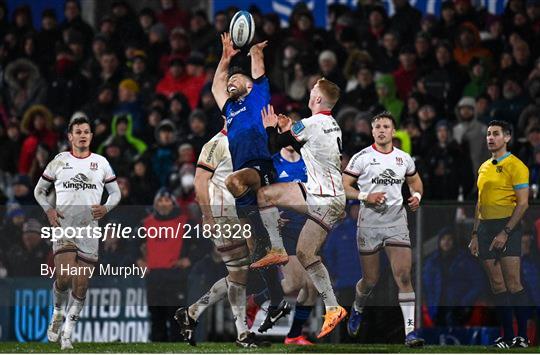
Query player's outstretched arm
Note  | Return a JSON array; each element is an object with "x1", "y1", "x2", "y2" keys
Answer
[
  {"x1": 34, "y1": 177, "x2": 63, "y2": 227},
  {"x1": 249, "y1": 40, "x2": 267, "y2": 79},
  {"x1": 212, "y1": 33, "x2": 239, "y2": 111},
  {"x1": 406, "y1": 172, "x2": 423, "y2": 212},
  {"x1": 194, "y1": 167, "x2": 215, "y2": 227}
]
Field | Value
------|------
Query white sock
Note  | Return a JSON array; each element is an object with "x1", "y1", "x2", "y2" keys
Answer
[
  {"x1": 188, "y1": 277, "x2": 228, "y2": 320},
  {"x1": 398, "y1": 292, "x2": 416, "y2": 336},
  {"x1": 259, "y1": 206, "x2": 285, "y2": 250},
  {"x1": 227, "y1": 278, "x2": 249, "y2": 337},
  {"x1": 353, "y1": 281, "x2": 372, "y2": 313},
  {"x1": 62, "y1": 293, "x2": 85, "y2": 339},
  {"x1": 53, "y1": 281, "x2": 69, "y2": 314},
  {"x1": 306, "y1": 261, "x2": 338, "y2": 309}
]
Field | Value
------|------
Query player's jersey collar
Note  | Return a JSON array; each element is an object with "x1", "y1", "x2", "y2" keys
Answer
[
  {"x1": 315, "y1": 110, "x2": 332, "y2": 116},
  {"x1": 70, "y1": 151, "x2": 92, "y2": 159},
  {"x1": 493, "y1": 151, "x2": 511, "y2": 164},
  {"x1": 371, "y1": 144, "x2": 394, "y2": 154},
  {"x1": 220, "y1": 129, "x2": 227, "y2": 136}
]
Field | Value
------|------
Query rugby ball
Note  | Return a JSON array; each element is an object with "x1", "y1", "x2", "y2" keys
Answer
[{"x1": 229, "y1": 11, "x2": 255, "y2": 48}]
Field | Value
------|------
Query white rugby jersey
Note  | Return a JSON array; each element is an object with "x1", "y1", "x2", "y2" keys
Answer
[
  {"x1": 344, "y1": 144, "x2": 416, "y2": 227},
  {"x1": 197, "y1": 131, "x2": 237, "y2": 218},
  {"x1": 42, "y1": 151, "x2": 116, "y2": 228},
  {"x1": 290, "y1": 111, "x2": 344, "y2": 196}
]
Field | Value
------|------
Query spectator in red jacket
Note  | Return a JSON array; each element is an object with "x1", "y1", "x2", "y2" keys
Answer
[
  {"x1": 393, "y1": 45, "x2": 418, "y2": 101},
  {"x1": 143, "y1": 188, "x2": 189, "y2": 342},
  {"x1": 18, "y1": 105, "x2": 58, "y2": 174},
  {"x1": 156, "y1": 0, "x2": 190, "y2": 32}
]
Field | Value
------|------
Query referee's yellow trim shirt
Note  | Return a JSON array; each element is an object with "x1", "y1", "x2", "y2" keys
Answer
[{"x1": 477, "y1": 152, "x2": 529, "y2": 220}]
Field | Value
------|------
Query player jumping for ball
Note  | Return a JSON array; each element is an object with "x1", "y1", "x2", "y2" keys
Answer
[
  {"x1": 254, "y1": 78, "x2": 347, "y2": 339},
  {"x1": 211, "y1": 32, "x2": 291, "y2": 332}
]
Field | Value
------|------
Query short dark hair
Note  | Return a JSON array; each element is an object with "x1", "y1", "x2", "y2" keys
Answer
[
  {"x1": 228, "y1": 66, "x2": 252, "y2": 80},
  {"x1": 488, "y1": 120, "x2": 512, "y2": 135},
  {"x1": 371, "y1": 111, "x2": 397, "y2": 127},
  {"x1": 68, "y1": 114, "x2": 91, "y2": 132}
]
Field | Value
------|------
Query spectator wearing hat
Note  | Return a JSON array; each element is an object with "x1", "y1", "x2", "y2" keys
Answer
[
  {"x1": 393, "y1": 45, "x2": 418, "y2": 101},
  {"x1": 18, "y1": 105, "x2": 58, "y2": 175},
  {"x1": 424, "y1": 120, "x2": 474, "y2": 199},
  {"x1": 4, "y1": 58, "x2": 48, "y2": 117},
  {"x1": 143, "y1": 119, "x2": 178, "y2": 187},
  {"x1": 453, "y1": 96, "x2": 489, "y2": 176},
  {"x1": 453, "y1": 22, "x2": 492, "y2": 68},
  {"x1": 143, "y1": 187, "x2": 190, "y2": 341},
  {"x1": 59, "y1": 0, "x2": 94, "y2": 52},
  {"x1": 157, "y1": 0, "x2": 190, "y2": 33},
  {"x1": 115, "y1": 78, "x2": 145, "y2": 135},
  {"x1": 5, "y1": 218, "x2": 50, "y2": 277}
]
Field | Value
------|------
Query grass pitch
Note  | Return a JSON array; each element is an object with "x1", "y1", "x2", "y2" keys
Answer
[{"x1": 0, "y1": 342, "x2": 539, "y2": 353}]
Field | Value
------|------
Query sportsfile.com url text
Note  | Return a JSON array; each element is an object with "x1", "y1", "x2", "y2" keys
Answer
[{"x1": 40, "y1": 223, "x2": 252, "y2": 242}]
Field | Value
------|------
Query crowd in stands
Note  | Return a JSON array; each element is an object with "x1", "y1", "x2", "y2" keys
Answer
[{"x1": 0, "y1": 0, "x2": 539, "y2": 336}]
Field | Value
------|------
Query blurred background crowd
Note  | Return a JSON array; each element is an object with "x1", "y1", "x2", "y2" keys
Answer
[{"x1": 0, "y1": 0, "x2": 539, "y2": 342}]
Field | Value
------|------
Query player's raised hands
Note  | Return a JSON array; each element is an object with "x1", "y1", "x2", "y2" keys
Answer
[
  {"x1": 46, "y1": 208, "x2": 64, "y2": 227},
  {"x1": 249, "y1": 40, "x2": 268, "y2": 56},
  {"x1": 221, "y1": 32, "x2": 240, "y2": 59},
  {"x1": 277, "y1": 114, "x2": 293, "y2": 132},
  {"x1": 261, "y1": 104, "x2": 278, "y2": 128}
]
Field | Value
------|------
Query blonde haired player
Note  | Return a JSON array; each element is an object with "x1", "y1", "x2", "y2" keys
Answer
[
  {"x1": 34, "y1": 113, "x2": 120, "y2": 350},
  {"x1": 254, "y1": 78, "x2": 347, "y2": 339}
]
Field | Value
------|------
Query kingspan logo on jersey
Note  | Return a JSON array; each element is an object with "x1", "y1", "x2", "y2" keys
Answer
[
  {"x1": 63, "y1": 173, "x2": 97, "y2": 190},
  {"x1": 371, "y1": 169, "x2": 404, "y2": 186}
]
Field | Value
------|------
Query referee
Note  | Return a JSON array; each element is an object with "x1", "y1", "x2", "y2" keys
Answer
[{"x1": 469, "y1": 120, "x2": 530, "y2": 348}]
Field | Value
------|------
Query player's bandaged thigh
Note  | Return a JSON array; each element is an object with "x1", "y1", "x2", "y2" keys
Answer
[
  {"x1": 305, "y1": 193, "x2": 345, "y2": 230},
  {"x1": 213, "y1": 217, "x2": 250, "y2": 271}
]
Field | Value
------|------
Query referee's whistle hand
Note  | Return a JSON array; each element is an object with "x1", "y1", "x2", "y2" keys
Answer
[{"x1": 489, "y1": 232, "x2": 508, "y2": 251}]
